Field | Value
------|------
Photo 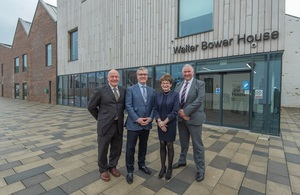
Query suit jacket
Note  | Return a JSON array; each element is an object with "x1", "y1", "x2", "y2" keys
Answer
[
  {"x1": 175, "y1": 78, "x2": 206, "y2": 125},
  {"x1": 125, "y1": 84, "x2": 156, "y2": 130},
  {"x1": 88, "y1": 84, "x2": 126, "y2": 136}
]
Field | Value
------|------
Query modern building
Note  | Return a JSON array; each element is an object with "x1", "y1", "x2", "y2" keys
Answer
[
  {"x1": 57, "y1": 0, "x2": 297, "y2": 136},
  {"x1": 0, "y1": 0, "x2": 57, "y2": 104},
  {"x1": 1, "y1": 0, "x2": 299, "y2": 136}
]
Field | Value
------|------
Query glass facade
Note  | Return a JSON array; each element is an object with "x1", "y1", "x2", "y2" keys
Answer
[{"x1": 57, "y1": 52, "x2": 282, "y2": 135}]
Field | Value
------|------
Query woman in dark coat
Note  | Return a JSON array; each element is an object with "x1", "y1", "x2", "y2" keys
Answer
[{"x1": 154, "y1": 74, "x2": 180, "y2": 180}]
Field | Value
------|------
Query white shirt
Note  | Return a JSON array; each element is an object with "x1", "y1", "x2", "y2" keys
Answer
[
  {"x1": 179, "y1": 77, "x2": 193, "y2": 103},
  {"x1": 109, "y1": 84, "x2": 119, "y2": 97}
]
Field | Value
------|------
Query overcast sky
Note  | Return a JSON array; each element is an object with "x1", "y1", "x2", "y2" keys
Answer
[{"x1": 0, "y1": 0, "x2": 300, "y2": 45}]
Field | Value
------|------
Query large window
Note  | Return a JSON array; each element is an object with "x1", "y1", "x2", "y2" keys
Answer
[
  {"x1": 46, "y1": 44, "x2": 52, "y2": 66},
  {"x1": 70, "y1": 30, "x2": 78, "y2": 61},
  {"x1": 22, "y1": 54, "x2": 27, "y2": 72},
  {"x1": 14, "y1": 57, "x2": 19, "y2": 74},
  {"x1": 178, "y1": 0, "x2": 213, "y2": 37}
]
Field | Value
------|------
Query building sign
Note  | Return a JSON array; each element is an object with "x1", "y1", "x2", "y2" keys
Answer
[
  {"x1": 173, "y1": 31, "x2": 279, "y2": 54},
  {"x1": 255, "y1": 89, "x2": 263, "y2": 99},
  {"x1": 242, "y1": 81, "x2": 250, "y2": 90}
]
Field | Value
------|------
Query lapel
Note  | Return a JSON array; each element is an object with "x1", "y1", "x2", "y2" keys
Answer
[
  {"x1": 106, "y1": 85, "x2": 115, "y2": 100},
  {"x1": 134, "y1": 84, "x2": 145, "y2": 103},
  {"x1": 176, "y1": 81, "x2": 184, "y2": 92},
  {"x1": 185, "y1": 79, "x2": 195, "y2": 103}
]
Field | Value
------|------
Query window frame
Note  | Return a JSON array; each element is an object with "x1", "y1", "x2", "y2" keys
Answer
[
  {"x1": 22, "y1": 54, "x2": 27, "y2": 72},
  {"x1": 69, "y1": 29, "x2": 78, "y2": 61},
  {"x1": 14, "y1": 57, "x2": 20, "y2": 74},
  {"x1": 46, "y1": 43, "x2": 52, "y2": 66}
]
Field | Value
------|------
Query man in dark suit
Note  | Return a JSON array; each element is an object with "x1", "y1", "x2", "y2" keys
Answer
[
  {"x1": 88, "y1": 69, "x2": 126, "y2": 182},
  {"x1": 125, "y1": 67, "x2": 156, "y2": 184},
  {"x1": 172, "y1": 64, "x2": 206, "y2": 182}
]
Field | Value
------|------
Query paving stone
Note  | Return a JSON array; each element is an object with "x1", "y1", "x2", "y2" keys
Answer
[
  {"x1": 164, "y1": 178, "x2": 190, "y2": 195},
  {"x1": 22, "y1": 173, "x2": 50, "y2": 187},
  {"x1": 245, "y1": 171, "x2": 266, "y2": 183},
  {"x1": 207, "y1": 141, "x2": 228, "y2": 153},
  {"x1": 238, "y1": 186, "x2": 264, "y2": 195},
  {"x1": 227, "y1": 162, "x2": 247, "y2": 173},
  {"x1": 268, "y1": 160, "x2": 289, "y2": 177},
  {"x1": 267, "y1": 172, "x2": 290, "y2": 186},
  {"x1": 208, "y1": 156, "x2": 231, "y2": 170},
  {"x1": 266, "y1": 180, "x2": 292, "y2": 195},
  {"x1": 0, "y1": 161, "x2": 22, "y2": 172},
  {"x1": 212, "y1": 183, "x2": 238, "y2": 195},
  {"x1": 59, "y1": 170, "x2": 99, "y2": 194},
  {"x1": 40, "y1": 187, "x2": 67, "y2": 195},
  {"x1": 219, "y1": 168, "x2": 245, "y2": 190},
  {"x1": 4, "y1": 164, "x2": 54, "y2": 184},
  {"x1": 285, "y1": 153, "x2": 300, "y2": 164},
  {"x1": 13, "y1": 184, "x2": 46, "y2": 195},
  {"x1": 141, "y1": 176, "x2": 167, "y2": 192},
  {"x1": 252, "y1": 150, "x2": 268, "y2": 157}
]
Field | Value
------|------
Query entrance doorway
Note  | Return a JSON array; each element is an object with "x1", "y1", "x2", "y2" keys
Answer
[{"x1": 197, "y1": 72, "x2": 251, "y2": 129}]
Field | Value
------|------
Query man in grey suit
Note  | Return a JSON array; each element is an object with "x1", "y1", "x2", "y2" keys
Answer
[
  {"x1": 88, "y1": 69, "x2": 126, "y2": 182},
  {"x1": 125, "y1": 67, "x2": 156, "y2": 184},
  {"x1": 172, "y1": 64, "x2": 206, "y2": 182}
]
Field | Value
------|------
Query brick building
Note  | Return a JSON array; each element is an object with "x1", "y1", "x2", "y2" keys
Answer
[{"x1": 0, "y1": 0, "x2": 57, "y2": 104}]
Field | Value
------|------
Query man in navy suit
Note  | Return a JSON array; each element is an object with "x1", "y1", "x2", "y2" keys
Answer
[
  {"x1": 172, "y1": 64, "x2": 206, "y2": 182},
  {"x1": 88, "y1": 69, "x2": 126, "y2": 182},
  {"x1": 125, "y1": 67, "x2": 156, "y2": 184}
]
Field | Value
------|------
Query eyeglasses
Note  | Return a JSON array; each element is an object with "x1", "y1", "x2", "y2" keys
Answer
[{"x1": 138, "y1": 74, "x2": 148, "y2": 76}]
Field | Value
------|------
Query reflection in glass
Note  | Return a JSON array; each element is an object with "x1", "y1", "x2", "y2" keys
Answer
[
  {"x1": 81, "y1": 74, "x2": 88, "y2": 108},
  {"x1": 155, "y1": 65, "x2": 170, "y2": 92}
]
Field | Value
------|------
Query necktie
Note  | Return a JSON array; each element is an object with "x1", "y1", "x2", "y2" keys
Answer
[
  {"x1": 180, "y1": 81, "x2": 189, "y2": 108},
  {"x1": 142, "y1": 86, "x2": 147, "y2": 103},
  {"x1": 113, "y1": 87, "x2": 119, "y2": 101}
]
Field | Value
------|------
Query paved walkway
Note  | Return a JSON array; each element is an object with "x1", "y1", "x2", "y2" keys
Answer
[{"x1": 0, "y1": 97, "x2": 299, "y2": 195}]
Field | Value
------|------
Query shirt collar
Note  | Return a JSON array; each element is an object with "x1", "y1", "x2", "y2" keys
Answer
[
  {"x1": 185, "y1": 77, "x2": 193, "y2": 84},
  {"x1": 138, "y1": 83, "x2": 146, "y2": 88}
]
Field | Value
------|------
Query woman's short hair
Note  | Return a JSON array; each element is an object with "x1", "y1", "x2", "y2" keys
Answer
[{"x1": 160, "y1": 74, "x2": 173, "y2": 84}]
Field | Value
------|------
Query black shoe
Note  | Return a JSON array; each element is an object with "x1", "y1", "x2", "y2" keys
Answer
[
  {"x1": 139, "y1": 166, "x2": 152, "y2": 175},
  {"x1": 158, "y1": 166, "x2": 166, "y2": 179},
  {"x1": 172, "y1": 162, "x2": 186, "y2": 169},
  {"x1": 196, "y1": 172, "x2": 204, "y2": 182},
  {"x1": 165, "y1": 168, "x2": 172, "y2": 180},
  {"x1": 126, "y1": 173, "x2": 133, "y2": 184}
]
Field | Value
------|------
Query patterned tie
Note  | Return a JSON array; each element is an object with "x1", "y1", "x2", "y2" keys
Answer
[
  {"x1": 113, "y1": 87, "x2": 119, "y2": 101},
  {"x1": 180, "y1": 81, "x2": 189, "y2": 108},
  {"x1": 142, "y1": 85, "x2": 147, "y2": 103}
]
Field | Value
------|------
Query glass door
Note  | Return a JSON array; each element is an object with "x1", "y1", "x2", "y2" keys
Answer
[
  {"x1": 223, "y1": 72, "x2": 250, "y2": 128},
  {"x1": 198, "y1": 72, "x2": 250, "y2": 129},
  {"x1": 200, "y1": 74, "x2": 221, "y2": 124}
]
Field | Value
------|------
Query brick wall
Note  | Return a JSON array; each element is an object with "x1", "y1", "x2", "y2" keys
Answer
[
  {"x1": 0, "y1": 1, "x2": 57, "y2": 104},
  {"x1": 29, "y1": 3, "x2": 57, "y2": 104}
]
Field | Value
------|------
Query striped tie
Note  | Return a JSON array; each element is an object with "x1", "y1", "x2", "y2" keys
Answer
[
  {"x1": 113, "y1": 87, "x2": 119, "y2": 101},
  {"x1": 180, "y1": 81, "x2": 189, "y2": 108}
]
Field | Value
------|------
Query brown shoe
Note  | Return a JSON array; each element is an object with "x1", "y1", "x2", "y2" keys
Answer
[
  {"x1": 109, "y1": 167, "x2": 120, "y2": 177},
  {"x1": 101, "y1": 171, "x2": 110, "y2": 182}
]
